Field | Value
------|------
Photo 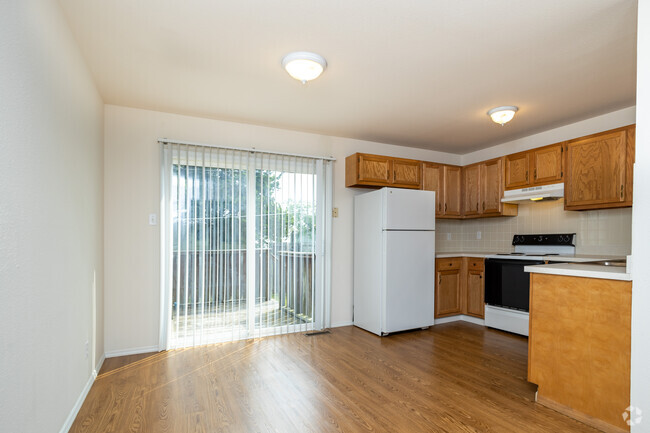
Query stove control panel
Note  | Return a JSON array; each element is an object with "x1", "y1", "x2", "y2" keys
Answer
[{"x1": 512, "y1": 233, "x2": 575, "y2": 246}]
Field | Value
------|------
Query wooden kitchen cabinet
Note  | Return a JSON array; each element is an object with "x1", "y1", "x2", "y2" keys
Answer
[
  {"x1": 505, "y1": 143, "x2": 564, "y2": 190},
  {"x1": 528, "y1": 273, "x2": 631, "y2": 432},
  {"x1": 463, "y1": 158, "x2": 517, "y2": 219},
  {"x1": 443, "y1": 166, "x2": 462, "y2": 217},
  {"x1": 505, "y1": 152, "x2": 530, "y2": 189},
  {"x1": 422, "y1": 163, "x2": 462, "y2": 217},
  {"x1": 462, "y1": 164, "x2": 481, "y2": 217},
  {"x1": 564, "y1": 125, "x2": 635, "y2": 210},
  {"x1": 435, "y1": 258, "x2": 462, "y2": 317},
  {"x1": 435, "y1": 257, "x2": 485, "y2": 319},
  {"x1": 531, "y1": 143, "x2": 563, "y2": 185},
  {"x1": 345, "y1": 153, "x2": 422, "y2": 189},
  {"x1": 464, "y1": 258, "x2": 485, "y2": 318}
]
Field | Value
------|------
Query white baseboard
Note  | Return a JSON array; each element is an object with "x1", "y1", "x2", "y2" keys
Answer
[
  {"x1": 330, "y1": 321, "x2": 353, "y2": 328},
  {"x1": 58, "y1": 370, "x2": 95, "y2": 433},
  {"x1": 105, "y1": 345, "x2": 160, "y2": 358},
  {"x1": 94, "y1": 353, "x2": 106, "y2": 377},
  {"x1": 434, "y1": 315, "x2": 486, "y2": 326}
]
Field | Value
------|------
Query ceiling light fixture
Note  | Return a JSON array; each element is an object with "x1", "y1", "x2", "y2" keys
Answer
[
  {"x1": 487, "y1": 106, "x2": 519, "y2": 125},
  {"x1": 282, "y1": 52, "x2": 327, "y2": 84}
]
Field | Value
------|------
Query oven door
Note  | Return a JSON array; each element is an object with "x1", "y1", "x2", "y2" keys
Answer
[{"x1": 484, "y1": 258, "x2": 545, "y2": 312}]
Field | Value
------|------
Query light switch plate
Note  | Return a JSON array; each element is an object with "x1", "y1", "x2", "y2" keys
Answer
[
  {"x1": 149, "y1": 213, "x2": 157, "y2": 225},
  {"x1": 332, "y1": 207, "x2": 339, "y2": 218},
  {"x1": 476, "y1": 231, "x2": 482, "y2": 240}
]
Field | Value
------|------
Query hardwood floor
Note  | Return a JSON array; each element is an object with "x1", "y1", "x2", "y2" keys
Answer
[{"x1": 72, "y1": 322, "x2": 599, "y2": 432}]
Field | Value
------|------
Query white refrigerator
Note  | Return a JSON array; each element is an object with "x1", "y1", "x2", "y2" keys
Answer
[{"x1": 353, "y1": 187, "x2": 436, "y2": 336}]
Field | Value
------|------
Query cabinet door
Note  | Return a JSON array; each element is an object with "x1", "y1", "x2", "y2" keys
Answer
[
  {"x1": 358, "y1": 154, "x2": 391, "y2": 184},
  {"x1": 505, "y1": 152, "x2": 530, "y2": 189},
  {"x1": 422, "y1": 163, "x2": 444, "y2": 215},
  {"x1": 392, "y1": 159, "x2": 421, "y2": 188},
  {"x1": 463, "y1": 164, "x2": 481, "y2": 216},
  {"x1": 443, "y1": 166, "x2": 462, "y2": 216},
  {"x1": 565, "y1": 131, "x2": 627, "y2": 208},
  {"x1": 435, "y1": 269, "x2": 461, "y2": 317},
  {"x1": 480, "y1": 159, "x2": 503, "y2": 215},
  {"x1": 466, "y1": 269, "x2": 485, "y2": 318},
  {"x1": 532, "y1": 144, "x2": 563, "y2": 185}
]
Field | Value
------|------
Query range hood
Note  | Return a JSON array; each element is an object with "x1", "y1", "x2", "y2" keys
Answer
[{"x1": 501, "y1": 183, "x2": 564, "y2": 203}]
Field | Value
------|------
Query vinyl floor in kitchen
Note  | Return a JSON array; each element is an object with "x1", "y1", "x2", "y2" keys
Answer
[{"x1": 71, "y1": 322, "x2": 600, "y2": 432}]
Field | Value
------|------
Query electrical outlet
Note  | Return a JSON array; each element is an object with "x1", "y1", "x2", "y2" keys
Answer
[
  {"x1": 149, "y1": 213, "x2": 157, "y2": 225},
  {"x1": 85, "y1": 340, "x2": 89, "y2": 359},
  {"x1": 446, "y1": 233, "x2": 452, "y2": 241},
  {"x1": 476, "y1": 231, "x2": 482, "y2": 240},
  {"x1": 332, "y1": 207, "x2": 339, "y2": 218}
]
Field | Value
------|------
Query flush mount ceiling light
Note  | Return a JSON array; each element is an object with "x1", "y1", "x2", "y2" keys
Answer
[
  {"x1": 487, "y1": 106, "x2": 519, "y2": 125},
  {"x1": 282, "y1": 52, "x2": 327, "y2": 84}
]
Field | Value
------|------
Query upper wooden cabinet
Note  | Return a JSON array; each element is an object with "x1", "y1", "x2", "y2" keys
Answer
[
  {"x1": 505, "y1": 143, "x2": 563, "y2": 190},
  {"x1": 463, "y1": 164, "x2": 481, "y2": 217},
  {"x1": 463, "y1": 158, "x2": 517, "y2": 218},
  {"x1": 346, "y1": 153, "x2": 421, "y2": 189},
  {"x1": 564, "y1": 125, "x2": 635, "y2": 211},
  {"x1": 422, "y1": 163, "x2": 462, "y2": 217},
  {"x1": 481, "y1": 158, "x2": 504, "y2": 215},
  {"x1": 505, "y1": 152, "x2": 530, "y2": 189},
  {"x1": 532, "y1": 144, "x2": 563, "y2": 185},
  {"x1": 444, "y1": 166, "x2": 462, "y2": 217}
]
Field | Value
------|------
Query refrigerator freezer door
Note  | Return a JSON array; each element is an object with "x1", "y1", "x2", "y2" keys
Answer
[
  {"x1": 384, "y1": 188, "x2": 435, "y2": 230},
  {"x1": 383, "y1": 230, "x2": 435, "y2": 333}
]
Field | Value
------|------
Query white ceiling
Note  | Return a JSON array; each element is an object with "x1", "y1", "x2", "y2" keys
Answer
[{"x1": 58, "y1": 0, "x2": 637, "y2": 154}]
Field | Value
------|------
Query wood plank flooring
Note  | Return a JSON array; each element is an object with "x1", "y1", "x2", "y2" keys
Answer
[{"x1": 72, "y1": 322, "x2": 599, "y2": 432}]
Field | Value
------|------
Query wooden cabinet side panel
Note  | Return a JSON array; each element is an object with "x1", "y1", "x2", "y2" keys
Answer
[
  {"x1": 625, "y1": 125, "x2": 635, "y2": 205},
  {"x1": 528, "y1": 273, "x2": 631, "y2": 431}
]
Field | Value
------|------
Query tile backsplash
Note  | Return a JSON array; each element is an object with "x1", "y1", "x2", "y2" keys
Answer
[{"x1": 435, "y1": 199, "x2": 632, "y2": 256}]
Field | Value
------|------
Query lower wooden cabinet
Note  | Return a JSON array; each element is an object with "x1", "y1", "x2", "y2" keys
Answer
[{"x1": 435, "y1": 257, "x2": 485, "y2": 319}]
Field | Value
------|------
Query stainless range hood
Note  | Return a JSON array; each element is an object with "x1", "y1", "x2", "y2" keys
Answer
[{"x1": 501, "y1": 183, "x2": 564, "y2": 203}]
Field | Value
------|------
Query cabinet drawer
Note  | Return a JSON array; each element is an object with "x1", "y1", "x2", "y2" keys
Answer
[
  {"x1": 436, "y1": 258, "x2": 462, "y2": 271},
  {"x1": 466, "y1": 258, "x2": 484, "y2": 271}
]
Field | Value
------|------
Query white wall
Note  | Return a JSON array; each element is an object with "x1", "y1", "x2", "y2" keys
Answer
[
  {"x1": 0, "y1": 1, "x2": 104, "y2": 432},
  {"x1": 631, "y1": 1, "x2": 650, "y2": 430},
  {"x1": 103, "y1": 105, "x2": 460, "y2": 353},
  {"x1": 461, "y1": 106, "x2": 636, "y2": 165}
]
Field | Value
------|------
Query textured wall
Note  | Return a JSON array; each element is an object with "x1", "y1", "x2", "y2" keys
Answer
[{"x1": 0, "y1": 1, "x2": 104, "y2": 431}]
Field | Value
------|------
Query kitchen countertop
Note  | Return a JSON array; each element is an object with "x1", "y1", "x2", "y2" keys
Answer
[
  {"x1": 524, "y1": 262, "x2": 632, "y2": 281},
  {"x1": 436, "y1": 251, "x2": 626, "y2": 262},
  {"x1": 435, "y1": 251, "x2": 504, "y2": 258}
]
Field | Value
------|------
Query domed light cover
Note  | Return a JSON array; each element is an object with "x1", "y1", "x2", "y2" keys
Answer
[
  {"x1": 282, "y1": 52, "x2": 327, "y2": 83},
  {"x1": 487, "y1": 106, "x2": 519, "y2": 125}
]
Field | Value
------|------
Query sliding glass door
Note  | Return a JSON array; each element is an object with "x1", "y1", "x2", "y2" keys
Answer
[{"x1": 160, "y1": 144, "x2": 331, "y2": 349}]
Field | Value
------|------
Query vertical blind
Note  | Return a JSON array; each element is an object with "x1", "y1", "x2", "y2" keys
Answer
[{"x1": 159, "y1": 141, "x2": 332, "y2": 349}]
